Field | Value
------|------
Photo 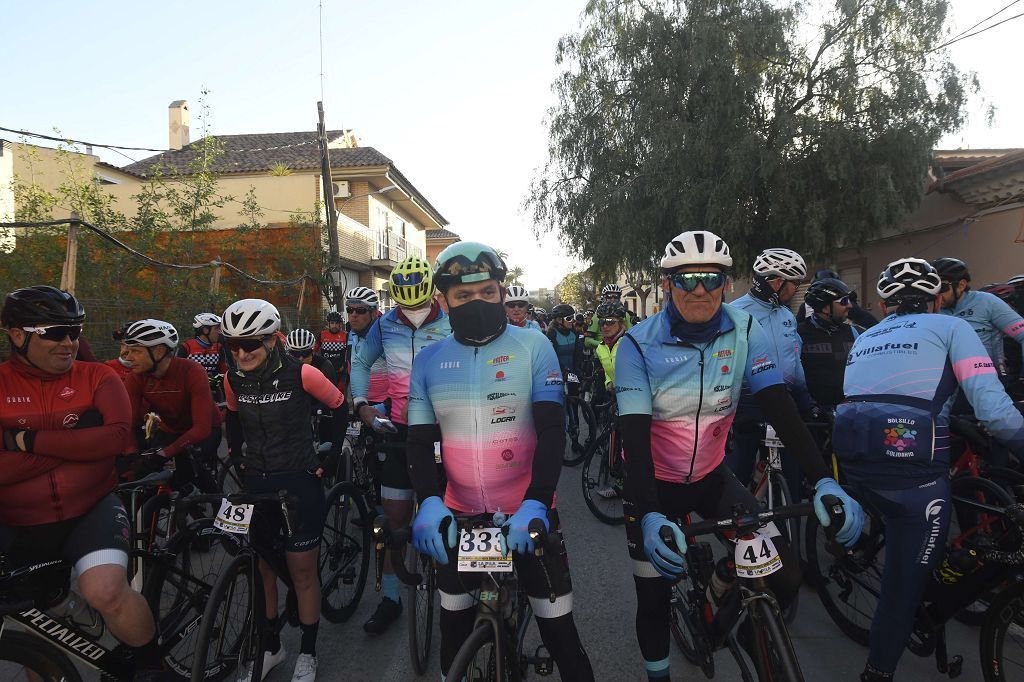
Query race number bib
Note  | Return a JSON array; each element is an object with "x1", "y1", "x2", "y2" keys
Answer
[
  {"x1": 457, "y1": 527, "x2": 512, "y2": 573},
  {"x1": 734, "y1": 531, "x2": 783, "y2": 578},
  {"x1": 214, "y1": 499, "x2": 254, "y2": 534},
  {"x1": 763, "y1": 424, "x2": 784, "y2": 449},
  {"x1": 434, "y1": 441, "x2": 442, "y2": 464}
]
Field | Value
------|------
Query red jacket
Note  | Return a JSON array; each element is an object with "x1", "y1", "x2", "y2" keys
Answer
[
  {"x1": 125, "y1": 357, "x2": 219, "y2": 457},
  {"x1": 178, "y1": 337, "x2": 228, "y2": 377},
  {"x1": 0, "y1": 358, "x2": 130, "y2": 525}
]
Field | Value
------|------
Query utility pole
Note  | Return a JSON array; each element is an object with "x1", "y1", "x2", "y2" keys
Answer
[
  {"x1": 209, "y1": 259, "x2": 222, "y2": 297},
  {"x1": 317, "y1": 102, "x2": 343, "y2": 308},
  {"x1": 60, "y1": 213, "x2": 80, "y2": 294}
]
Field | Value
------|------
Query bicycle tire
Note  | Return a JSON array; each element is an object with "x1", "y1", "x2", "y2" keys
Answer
[
  {"x1": 321, "y1": 481, "x2": 371, "y2": 623},
  {"x1": 563, "y1": 396, "x2": 595, "y2": 466},
  {"x1": 142, "y1": 518, "x2": 243, "y2": 680},
  {"x1": 766, "y1": 471, "x2": 799, "y2": 625},
  {"x1": 748, "y1": 598, "x2": 804, "y2": 681},
  {"x1": 407, "y1": 550, "x2": 436, "y2": 675},
  {"x1": 0, "y1": 630, "x2": 83, "y2": 682},
  {"x1": 447, "y1": 620, "x2": 515, "y2": 682},
  {"x1": 669, "y1": 582, "x2": 714, "y2": 678},
  {"x1": 190, "y1": 552, "x2": 264, "y2": 682},
  {"x1": 979, "y1": 579, "x2": 1024, "y2": 681},
  {"x1": 580, "y1": 425, "x2": 625, "y2": 525}
]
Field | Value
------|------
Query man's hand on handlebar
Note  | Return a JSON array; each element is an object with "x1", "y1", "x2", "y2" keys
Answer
[
  {"x1": 357, "y1": 403, "x2": 386, "y2": 428},
  {"x1": 814, "y1": 478, "x2": 864, "y2": 547},
  {"x1": 501, "y1": 499, "x2": 550, "y2": 555},
  {"x1": 412, "y1": 496, "x2": 457, "y2": 564},
  {"x1": 640, "y1": 512, "x2": 687, "y2": 580}
]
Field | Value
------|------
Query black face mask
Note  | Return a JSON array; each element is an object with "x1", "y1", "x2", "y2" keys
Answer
[{"x1": 448, "y1": 299, "x2": 507, "y2": 346}]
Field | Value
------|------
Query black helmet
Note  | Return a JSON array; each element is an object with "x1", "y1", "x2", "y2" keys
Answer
[
  {"x1": 551, "y1": 303, "x2": 575, "y2": 318},
  {"x1": 112, "y1": 322, "x2": 133, "y2": 341},
  {"x1": 803, "y1": 278, "x2": 851, "y2": 311},
  {"x1": 326, "y1": 310, "x2": 343, "y2": 323},
  {"x1": 2, "y1": 286, "x2": 85, "y2": 328},
  {"x1": 573, "y1": 313, "x2": 587, "y2": 324},
  {"x1": 930, "y1": 258, "x2": 970, "y2": 282},
  {"x1": 813, "y1": 269, "x2": 840, "y2": 282},
  {"x1": 596, "y1": 302, "x2": 627, "y2": 319}
]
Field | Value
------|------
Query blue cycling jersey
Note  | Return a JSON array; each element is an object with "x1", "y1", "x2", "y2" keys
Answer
[
  {"x1": 939, "y1": 289, "x2": 1024, "y2": 372},
  {"x1": 835, "y1": 311, "x2": 1024, "y2": 488},
  {"x1": 549, "y1": 327, "x2": 578, "y2": 371},
  {"x1": 731, "y1": 293, "x2": 811, "y2": 410}
]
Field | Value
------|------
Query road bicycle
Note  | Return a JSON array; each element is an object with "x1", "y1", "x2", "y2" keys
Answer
[
  {"x1": 580, "y1": 397, "x2": 624, "y2": 525},
  {"x1": 563, "y1": 371, "x2": 596, "y2": 466}
]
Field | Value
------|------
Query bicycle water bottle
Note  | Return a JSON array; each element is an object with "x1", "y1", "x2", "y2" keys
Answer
[
  {"x1": 706, "y1": 556, "x2": 735, "y2": 606},
  {"x1": 924, "y1": 547, "x2": 980, "y2": 603}
]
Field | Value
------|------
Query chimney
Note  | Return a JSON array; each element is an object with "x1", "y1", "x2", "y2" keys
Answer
[{"x1": 168, "y1": 100, "x2": 190, "y2": 150}]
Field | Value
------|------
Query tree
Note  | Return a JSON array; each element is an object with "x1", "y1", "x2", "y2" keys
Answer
[
  {"x1": 556, "y1": 267, "x2": 603, "y2": 309},
  {"x1": 507, "y1": 265, "x2": 526, "y2": 287},
  {"x1": 529, "y1": 0, "x2": 974, "y2": 273}
]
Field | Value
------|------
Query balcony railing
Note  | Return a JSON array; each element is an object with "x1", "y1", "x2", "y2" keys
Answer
[{"x1": 374, "y1": 230, "x2": 408, "y2": 263}]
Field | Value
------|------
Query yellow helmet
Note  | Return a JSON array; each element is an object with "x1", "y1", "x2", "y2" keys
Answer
[{"x1": 389, "y1": 256, "x2": 434, "y2": 307}]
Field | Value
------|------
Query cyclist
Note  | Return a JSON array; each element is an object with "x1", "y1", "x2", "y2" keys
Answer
[
  {"x1": 407, "y1": 241, "x2": 595, "y2": 681},
  {"x1": 833, "y1": 258, "x2": 1024, "y2": 682},
  {"x1": 797, "y1": 277, "x2": 859, "y2": 409},
  {"x1": 350, "y1": 256, "x2": 451, "y2": 634},
  {"x1": 573, "y1": 312, "x2": 588, "y2": 336},
  {"x1": 177, "y1": 312, "x2": 227, "y2": 378},
  {"x1": 315, "y1": 310, "x2": 348, "y2": 377},
  {"x1": 800, "y1": 269, "x2": 878, "y2": 329},
  {"x1": 104, "y1": 323, "x2": 134, "y2": 383},
  {"x1": 533, "y1": 306, "x2": 548, "y2": 331},
  {"x1": 615, "y1": 231, "x2": 863, "y2": 682},
  {"x1": 546, "y1": 303, "x2": 583, "y2": 377},
  {"x1": 123, "y1": 319, "x2": 220, "y2": 493},
  {"x1": 726, "y1": 247, "x2": 813, "y2": 497},
  {"x1": 286, "y1": 328, "x2": 338, "y2": 384},
  {"x1": 594, "y1": 301, "x2": 627, "y2": 390},
  {"x1": 345, "y1": 286, "x2": 388, "y2": 405},
  {"x1": 221, "y1": 298, "x2": 346, "y2": 682},
  {"x1": 584, "y1": 284, "x2": 636, "y2": 350},
  {"x1": 505, "y1": 284, "x2": 542, "y2": 331},
  {"x1": 0, "y1": 286, "x2": 164, "y2": 679}
]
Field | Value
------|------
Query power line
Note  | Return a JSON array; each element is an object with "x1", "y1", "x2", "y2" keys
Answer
[
  {"x1": 930, "y1": 9, "x2": 1024, "y2": 52},
  {"x1": 946, "y1": 0, "x2": 1020, "y2": 43},
  {"x1": 0, "y1": 125, "x2": 167, "y2": 153}
]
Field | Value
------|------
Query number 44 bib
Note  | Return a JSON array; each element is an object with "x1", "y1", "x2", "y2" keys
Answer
[{"x1": 734, "y1": 529, "x2": 783, "y2": 578}]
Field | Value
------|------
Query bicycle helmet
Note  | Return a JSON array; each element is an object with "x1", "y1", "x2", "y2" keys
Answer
[
  {"x1": 345, "y1": 286, "x2": 379, "y2": 308},
  {"x1": 326, "y1": 310, "x2": 343, "y2": 323},
  {"x1": 753, "y1": 248, "x2": 806, "y2": 281},
  {"x1": 112, "y1": 322, "x2": 132, "y2": 342},
  {"x1": 803, "y1": 278, "x2": 852, "y2": 311},
  {"x1": 601, "y1": 284, "x2": 623, "y2": 297},
  {"x1": 661, "y1": 230, "x2": 733, "y2": 271},
  {"x1": 1008, "y1": 274, "x2": 1024, "y2": 287},
  {"x1": 286, "y1": 328, "x2": 316, "y2": 352},
  {"x1": 551, "y1": 303, "x2": 575, "y2": 318},
  {"x1": 1, "y1": 285, "x2": 85, "y2": 328},
  {"x1": 596, "y1": 301, "x2": 626, "y2": 319},
  {"x1": 192, "y1": 312, "x2": 221, "y2": 330},
  {"x1": 506, "y1": 285, "x2": 530, "y2": 302},
  {"x1": 389, "y1": 256, "x2": 435, "y2": 307},
  {"x1": 930, "y1": 257, "x2": 970, "y2": 282},
  {"x1": 573, "y1": 313, "x2": 587, "y2": 324},
  {"x1": 813, "y1": 269, "x2": 840, "y2": 282},
  {"x1": 124, "y1": 319, "x2": 179, "y2": 349},
  {"x1": 222, "y1": 299, "x2": 281, "y2": 337},
  {"x1": 876, "y1": 258, "x2": 942, "y2": 300},
  {"x1": 433, "y1": 242, "x2": 508, "y2": 293}
]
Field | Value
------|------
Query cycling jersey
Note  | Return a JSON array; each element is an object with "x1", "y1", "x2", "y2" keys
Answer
[
  {"x1": 224, "y1": 351, "x2": 343, "y2": 472},
  {"x1": 349, "y1": 327, "x2": 389, "y2": 403},
  {"x1": 509, "y1": 319, "x2": 542, "y2": 332},
  {"x1": 939, "y1": 289, "x2": 1024, "y2": 372},
  {"x1": 350, "y1": 303, "x2": 451, "y2": 425},
  {"x1": 408, "y1": 325, "x2": 564, "y2": 514},
  {"x1": 316, "y1": 329, "x2": 349, "y2": 375},
  {"x1": 124, "y1": 357, "x2": 220, "y2": 458},
  {"x1": 0, "y1": 359, "x2": 130, "y2": 525},
  {"x1": 614, "y1": 304, "x2": 783, "y2": 483},
  {"x1": 730, "y1": 293, "x2": 811, "y2": 408},
  {"x1": 546, "y1": 326, "x2": 582, "y2": 372},
  {"x1": 177, "y1": 337, "x2": 228, "y2": 377},
  {"x1": 835, "y1": 312, "x2": 1024, "y2": 488}
]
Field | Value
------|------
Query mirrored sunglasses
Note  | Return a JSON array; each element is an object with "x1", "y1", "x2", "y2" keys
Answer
[
  {"x1": 22, "y1": 324, "x2": 83, "y2": 342},
  {"x1": 940, "y1": 281, "x2": 952, "y2": 293},
  {"x1": 505, "y1": 301, "x2": 528, "y2": 309},
  {"x1": 669, "y1": 271, "x2": 726, "y2": 292},
  {"x1": 837, "y1": 296, "x2": 851, "y2": 306},
  {"x1": 392, "y1": 272, "x2": 425, "y2": 287},
  {"x1": 599, "y1": 318, "x2": 621, "y2": 326},
  {"x1": 224, "y1": 336, "x2": 270, "y2": 353},
  {"x1": 346, "y1": 307, "x2": 370, "y2": 315}
]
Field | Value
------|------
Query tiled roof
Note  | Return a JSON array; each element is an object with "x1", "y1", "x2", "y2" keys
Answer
[
  {"x1": 938, "y1": 148, "x2": 1024, "y2": 186},
  {"x1": 121, "y1": 131, "x2": 388, "y2": 177},
  {"x1": 426, "y1": 228, "x2": 461, "y2": 241}
]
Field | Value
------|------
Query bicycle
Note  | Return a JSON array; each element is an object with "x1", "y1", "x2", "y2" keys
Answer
[
  {"x1": 563, "y1": 371, "x2": 596, "y2": 466},
  {"x1": 667, "y1": 500, "x2": 841, "y2": 681},
  {"x1": 320, "y1": 476, "x2": 372, "y2": 623},
  {"x1": 580, "y1": 398, "x2": 624, "y2": 525}
]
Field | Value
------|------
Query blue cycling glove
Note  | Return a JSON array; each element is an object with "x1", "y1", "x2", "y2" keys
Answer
[
  {"x1": 502, "y1": 499, "x2": 550, "y2": 555},
  {"x1": 640, "y1": 512, "x2": 686, "y2": 579},
  {"x1": 814, "y1": 478, "x2": 865, "y2": 547},
  {"x1": 412, "y1": 496, "x2": 457, "y2": 564}
]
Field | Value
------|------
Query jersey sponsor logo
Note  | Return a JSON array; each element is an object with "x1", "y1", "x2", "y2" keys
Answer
[
  {"x1": 440, "y1": 361, "x2": 461, "y2": 369},
  {"x1": 957, "y1": 309, "x2": 974, "y2": 317},
  {"x1": 920, "y1": 499, "x2": 945, "y2": 565},
  {"x1": 62, "y1": 413, "x2": 79, "y2": 428},
  {"x1": 713, "y1": 384, "x2": 730, "y2": 392},
  {"x1": 721, "y1": 364, "x2": 731, "y2": 374},
  {"x1": 663, "y1": 355, "x2": 689, "y2": 364},
  {"x1": 487, "y1": 354, "x2": 515, "y2": 365},
  {"x1": 714, "y1": 405, "x2": 731, "y2": 412},
  {"x1": 974, "y1": 361, "x2": 995, "y2": 369},
  {"x1": 848, "y1": 342, "x2": 919, "y2": 363},
  {"x1": 492, "y1": 405, "x2": 516, "y2": 416},
  {"x1": 862, "y1": 320, "x2": 917, "y2": 339},
  {"x1": 884, "y1": 419, "x2": 917, "y2": 454},
  {"x1": 501, "y1": 449, "x2": 514, "y2": 462},
  {"x1": 58, "y1": 386, "x2": 76, "y2": 401},
  {"x1": 544, "y1": 369, "x2": 563, "y2": 386},
  {"x1": 491, "y1": 436, "x2": 519, "y2": 446},
  {"x1": 237, "y1": 391, "x2": 294, "y2": 404},
  {"x1": 487, "y1": 392, "x2": 514, "y2": 400},
  {"x1": 5, "y1": 396, "x2": 31, "y2": 403},
  {"x1": 715, "y1": 396, "x2": 730, "y2": 406},
  {"x1": 491, "y1": 415, "x2": 517, "y2": 424},
  {"x1": 495, "y1": 371, "x2": 507, "y2": 381},
  {"x1": 712, "y1": 349, "x2": 734, "y2": 358},
  {"x1": 750, "y1": 356, "x2": 776, "y2": 375},
  {"x1": 614, "y1": 385, "x2": 640, "y2": 393}
]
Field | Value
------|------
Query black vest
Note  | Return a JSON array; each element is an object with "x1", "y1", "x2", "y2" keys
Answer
[
  {"x1": 227, "y1": 351, "x2": 315, "y2": 471},
  {"x1": 797, "y1": 317, "x2": 857, "y2": 407}
]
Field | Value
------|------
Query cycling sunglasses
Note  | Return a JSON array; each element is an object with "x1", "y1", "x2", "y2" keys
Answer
[
  {"x1": 669, "y1": 271, "x2": 727, "y2": 292},
  {"x1": 940, "y1": 281, "x2": 952, "y2": 293},
  {"x1": 599, "y1": 318, "x2": 621, "y2": 326},
  {"x1": 346, "y1": 306, "x2": 370, "y2": 315},
  {"x1": 837, "y1": 296, "x2": 851, "y2": 306},
  {"x1": 289, "y1": 349, "x2": 313, "y2": 359},
  {"x1": 22, "y1": 324, "x2": 83, "y2": 341},
  {"x1": 224, "y1": 336, "x2": 271, "y2": 353},
  {"x1": 392, "y1": 272, "x2": 426, "y2": 287},
  {"x1": 505, "y1": 301, "x2": 528, "y2": 309}
]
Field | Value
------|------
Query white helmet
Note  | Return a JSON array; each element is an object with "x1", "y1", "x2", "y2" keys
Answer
[
  {"x1": 601, "y1": 284, "x2": 623, "y2": 296},
  {"x1": 661, "y1": 230, "x2": 733, "y2": 270},
  {"x1": 534, "y1": 307, "x2": 547, "y2": 316},
  {"x1": 286, "y1": 328, "x2": 316, "y2": 352},
  {"x1": 222, "y1": 299, "x2": 281, "y2": 338},
  {"x1": 753, "y1": 248, "x2": 806, "y2": 281},
  {"x1": 124, "y1": 319, "x2": 179, "y2": 348},
  {"x1": 876, "y1": 258, "x2": 942, "y2": 300},
  {"x1": 506, "y1": 285, "x2": 529, "y2": 302},
  {"x1": 1008, "y1": 274, "x2": 1024, "y2": 287},
  {"x1": 345, "y1": 286, "x2": 379, "y2": 308},
  {"x1": 192, "y1": 312, "x2": 221, "y2": 329}
]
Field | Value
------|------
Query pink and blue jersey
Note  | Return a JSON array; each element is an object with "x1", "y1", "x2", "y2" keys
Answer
[
  {"x1": 349, "y1": 327, "x2": 389, "y2": 403},
  {"x1": 407, "y1": 325, "x2": 564, "y2": 514},
  {"x1": 940, "y1": 289, "x2": 1024, "y2": 373},
  {"x1": 614, "y1": 304, "x2": 784, "y2": 483}
]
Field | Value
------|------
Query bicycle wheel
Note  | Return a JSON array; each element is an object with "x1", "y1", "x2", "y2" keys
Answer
[
  {"x1": 580, "y1": 426, "x2": 625, "y2": 525},
  {"x1": 980, "y1": 580, "x2": 1024, "y2": 681},
  {"x1": 765, "y1": 471, "x2": 799, "y2": 624},
  {"x1": 190, "y1": 553, "x2": 264, "y2": 682},
  {"x1": 447, "y1": 620, "x2": 514, "y2": 682},
  {"x1": 564, "y1": 396, "x2": 595, "y2": 466},
  {"x1": 669, "y1": 582, "x2": 715, "y2": 678},
  {"x1": 747, "y1": 598, "x2": 804, "y2": 681},
  {"x1": 0, "y1": 630, "x2": 83, "y2": 682},
  {"x1": 805, "y1": 491, "x2": 884, "y2": 646},
  {"x1": 407, "y1": 550, "x2": 437, "y2": 675},
  {"x1": 321, "y1": 481, "x2": 371, "y2": 623},
  {"x1": 143, "y1": 518, "x2": 243, "y2": 680}
]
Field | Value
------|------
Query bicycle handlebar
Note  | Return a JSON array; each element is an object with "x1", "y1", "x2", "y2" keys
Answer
[
  {"x1": 675, "y1": 502, "x2": 817, "y2": 538},
  {"x1": 172, "y1": 490, "x2": 300, "y2": 537}
]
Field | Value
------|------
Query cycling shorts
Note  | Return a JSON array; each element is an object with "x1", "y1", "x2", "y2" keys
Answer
[
  {"x1": 0, "y1": 493, "x2": 130, "y2": 575},
  {"x1": 243, "y1": 469, "x2": 326, "y2": 553},
  {"x1": 378, "y1": 422, "x2": 413, "y2": 498}
]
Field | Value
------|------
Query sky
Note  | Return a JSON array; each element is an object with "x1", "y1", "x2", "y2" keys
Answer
[{"x1": 2, "y1": 1, "x2": 1021, "y2": 289}]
